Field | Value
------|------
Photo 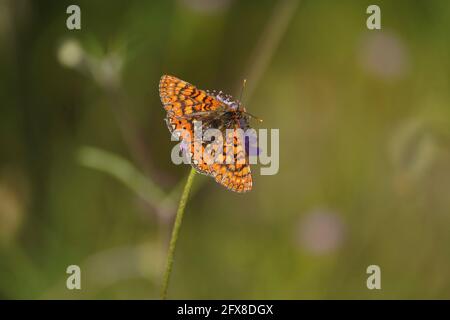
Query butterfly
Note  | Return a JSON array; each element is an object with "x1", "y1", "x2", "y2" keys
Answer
[{"x1": 159, "y1": 75, "x2": 257, "y2": 193}]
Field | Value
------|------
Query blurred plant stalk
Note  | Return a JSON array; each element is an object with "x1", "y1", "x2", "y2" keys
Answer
[
  {"x1": 161, "y1": 167, "x2": 196, "y2": 300},
  {"x1": 239, "y1": 0, "x2": 301, "y2": 101}
]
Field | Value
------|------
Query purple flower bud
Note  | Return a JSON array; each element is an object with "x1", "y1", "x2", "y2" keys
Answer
[
  {"x1": 245, "y1": 134, "x2": 261, "y2": 156},
  {"x1": 179, "y1": 140, "x2": 189, "y2": 153}
]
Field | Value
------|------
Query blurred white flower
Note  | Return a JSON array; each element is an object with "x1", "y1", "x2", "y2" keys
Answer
[
  {"x1": 296, "y1": 209, "x2": 345, "y2": 255},
  {"x1": 57, "y1": 38, "x2": 84, "y2": 69},
  {"x1": 359, "y1": 31, "x2": 410, "y2": 80},
  {"x1": 91, "y1": 53, "x2": 123, "y2": 88},
  {"x1": 57, "y1": 38, "x2": 124, "y2": 88}
]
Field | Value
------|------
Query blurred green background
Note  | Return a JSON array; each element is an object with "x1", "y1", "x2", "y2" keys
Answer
[{"x1": 1, "y1": 0, "x2": 450, "y2": 299}]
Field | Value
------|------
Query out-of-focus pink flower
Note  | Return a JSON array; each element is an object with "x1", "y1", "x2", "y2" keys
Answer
[
  {"x1": 359, "y1": 31, "x2": 410, "y2": 80},
  {"x1": 296, "y1": 209, "x2": 345, "y2": 255}
]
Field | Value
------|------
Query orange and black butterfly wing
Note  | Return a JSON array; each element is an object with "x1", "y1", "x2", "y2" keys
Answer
[
  {"x1": 159, "y1": 75, "x2": 222, "y2": 176},
  {"x1": 208, "y1": 123, "x2": 253, "y2": 193},
  {"x1": 159, "y1": 75, "x2": 222, "y2": 119},
  {"x1": 210, "y1": 162, "x2": 252, "y2": 193},
  {"x1": 165, "y1": 116, "x2": 212, "y2": 176},
  {"x1": 189, "y1": 117, "x2": 253, "y2": 193}
]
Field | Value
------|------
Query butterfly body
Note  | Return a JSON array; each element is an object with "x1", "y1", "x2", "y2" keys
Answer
[{"x1": 159, "y1": 75, "x2": 253, "y2": 193}]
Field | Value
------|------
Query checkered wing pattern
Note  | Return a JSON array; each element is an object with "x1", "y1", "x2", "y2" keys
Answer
[{"x1": 159, "y1": 75, "x2": 253, "y2": 193}]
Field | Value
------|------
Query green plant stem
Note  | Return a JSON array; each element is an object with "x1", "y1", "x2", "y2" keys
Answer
[{"x1": 161, "y1": 168, "x2": 197, "y2": 299}]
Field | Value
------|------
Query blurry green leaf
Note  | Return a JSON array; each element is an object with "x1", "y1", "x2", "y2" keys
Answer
[
  {"x1": 77, "y1": 146, "x2": 167, "y2": 207},
  {"x1": 42, "y1": 241, "x2": 163, "y2": 299}
]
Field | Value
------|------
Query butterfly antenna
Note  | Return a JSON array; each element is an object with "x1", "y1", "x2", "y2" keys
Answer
[
  {"x1": 244, "y1": 111, "x2": 263, "y2": 123},
  {"x1": 238, "y1": 79, "x2": 263, "y2": 123}
]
